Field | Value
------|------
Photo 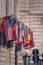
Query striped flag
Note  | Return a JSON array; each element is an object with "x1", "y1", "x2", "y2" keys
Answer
[
  {"x1": 23, "y1": 26, "x2": 29, "y2": 49},
  {"x1": 18, "y1": 22, "x2": 22, "y2": 45},
  {"x1": 23, "y1": 28, "x2": 34, "y2": 49},
  {"x1": 13, "y1": 18, "x2": 18, "y2": 40},
  {"x1": 5, "y1": 17, "x2": 14, "y2": 41},
  {"x1": 17, "y1": 22, "x2": 24, "y2": 45},
  {"x1": 27, "y1": 28, "x2": 34, "y2": 48},
  {"x1": 21, "y1": 23, "x2": 24, "y2": 41}
]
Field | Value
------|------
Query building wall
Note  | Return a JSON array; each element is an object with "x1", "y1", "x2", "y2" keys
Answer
[{"x1": 0, "y1": 0, "x2": 6, "y2": 17}]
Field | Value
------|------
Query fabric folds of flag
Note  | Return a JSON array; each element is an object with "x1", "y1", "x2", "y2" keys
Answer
[
  {"x1": 27, "y1": 28, "x2": 34, "y2": 48},
  {"x1": 23, "y1": 28, "x2": 34, "y2": 49},
  {"x1": 17, "y1": 22, "x2": 24, "y2": 45},
  {"x1": 13, "y1": 18, "x2": 18, "y2": 40},
  {"x1": 0, "y1": 31, "x2": 7, "y2": 47},
  {"x1": 18, "y1": 22, "x2": 22, "y2": 45},
  {"x1": 0, "y1": 19, "x2": 6, "y2": 47},
  {"x1": 21, "y1": 23, "x2": 24, "y2": 42},
  {"x1": 23, "y1": 26, "x2": 28, "y2": 48},
  {"x1": 6, "y1": 18, "x2": 14, "y2": 41}
]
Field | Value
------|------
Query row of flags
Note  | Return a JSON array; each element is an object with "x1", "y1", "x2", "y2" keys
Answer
[{"x1": 0, "y1": 16, "x2": 34, "y2": 49}]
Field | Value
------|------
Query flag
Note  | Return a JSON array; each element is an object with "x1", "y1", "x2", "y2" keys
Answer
[
  {"x1": 1, "y1": 20, "x2": 5, "y2": 31},
  {"x1": 6, "y1": 18, "x2": 14, "y2": 41},
  {"x1": 18, "y1": 22, "x2": 24, "y2": 45},
  {"x1": 24, "y1": 26, "x2": 28, "y2": 42},
  {"x1": 23, "y1": 28, "x2": 34, "y2": 49},
  {"x1": 4, "y1": 17, "x2": 14, "y2": 41},
  {"x1": 18, "y1": 22, "x2": 22, "y2": 45},
  {"x1": 0, "y1": 19, "x2": 6, "y2": 46},
  {"x1": 23, "y1": 26, "x2": 28, "y2": 48},
  {"x1": 27, "y1": 28, "x2": 34, "y2": 48},
  {"x1": 13, "y1": 18, "x2": 18, "y2": 40},
  {"x1": 0, "y1": 31, "x2": 6, "y2": 47},
  {"x1": 21, "y1": 23, "x2": 24, "y2": 41}
]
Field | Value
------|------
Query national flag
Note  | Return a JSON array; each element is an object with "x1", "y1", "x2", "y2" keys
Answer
[
  {"x1": 23, "y1": 28, "x2": 34, "y2": 49},
  {"x1": 5, "y1": 18, "x2": 14, "y2": 41},
  {"x1": 24, "y1": 26, "x2": 28, "y2": 42},
  {"x1": 1, "y1": 16, "x2": 10, "y2": 32},
  {"x1": 7, "y1": 18, "x2": 14, "y2": 41},
  {"x1": 27, "y1": 28, "x2": 34, "y2": 48},
  {"x1": 0, "y1": 31, "x2": 6, "y2": 47},
  {"x1": 23, "y1": 26, "x2": 28, "y2": 46},
  {"x1": 18, "y1": 22, "x2": 23, "y2": 45},
  {"x1": 1, "y1": 20, "x2": 5, "y2": 31},
  {"x1": 13, "y1": 18, "x2": 18, "y2": 40},
  {"x1": 21, "y1": 23, "x2": 24, "y2": 41},
  {"x1": 0, "y1": 18, "x2": 7, "y2": 46}
]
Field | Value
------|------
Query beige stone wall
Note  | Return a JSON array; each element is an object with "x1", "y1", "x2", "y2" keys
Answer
[{"x1": 0, "y1": 0, "x2": 6, "y2": 17}]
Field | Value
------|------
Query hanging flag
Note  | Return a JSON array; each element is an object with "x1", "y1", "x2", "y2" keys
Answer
[
  {"x1": 2, "y1": 31, "x2": 7, "y2": 47},
  {"x1": 6, "y1": 18, "x2": 14, "y2": 41},
  {"x1": 4, "y1": 17, "x2": 14, "y2": 41},
  {"x1": 1, "y1": 20, "x2": 5, "y2": 31},
  {"x1": 24, "y1": 26, "x2": 28, "y2": 42},
  {"x1": 27, "y1": 28, "x2": 34, "y2": 48},
  {"x1": 23, "y1": 26, "x2": 28, "y2": 47},
  {"x1": 21, "y1": 23, "x2": 24, "y2": 41},
  {"x1": 18, "y1": 22, "x2": 22, "y2": 45},
  {"x1": 13, "y1": 18, "x2": 18, "y2": 40},
  {"x1": 0, "y1": 31, "x2": 7, "y2": 47},
  {"x1": 23, "y1": 28, "x2": 34, "y2": 49},
  {"x1": 0, "y1": 19, "x2": 6, "y2": 46}
]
